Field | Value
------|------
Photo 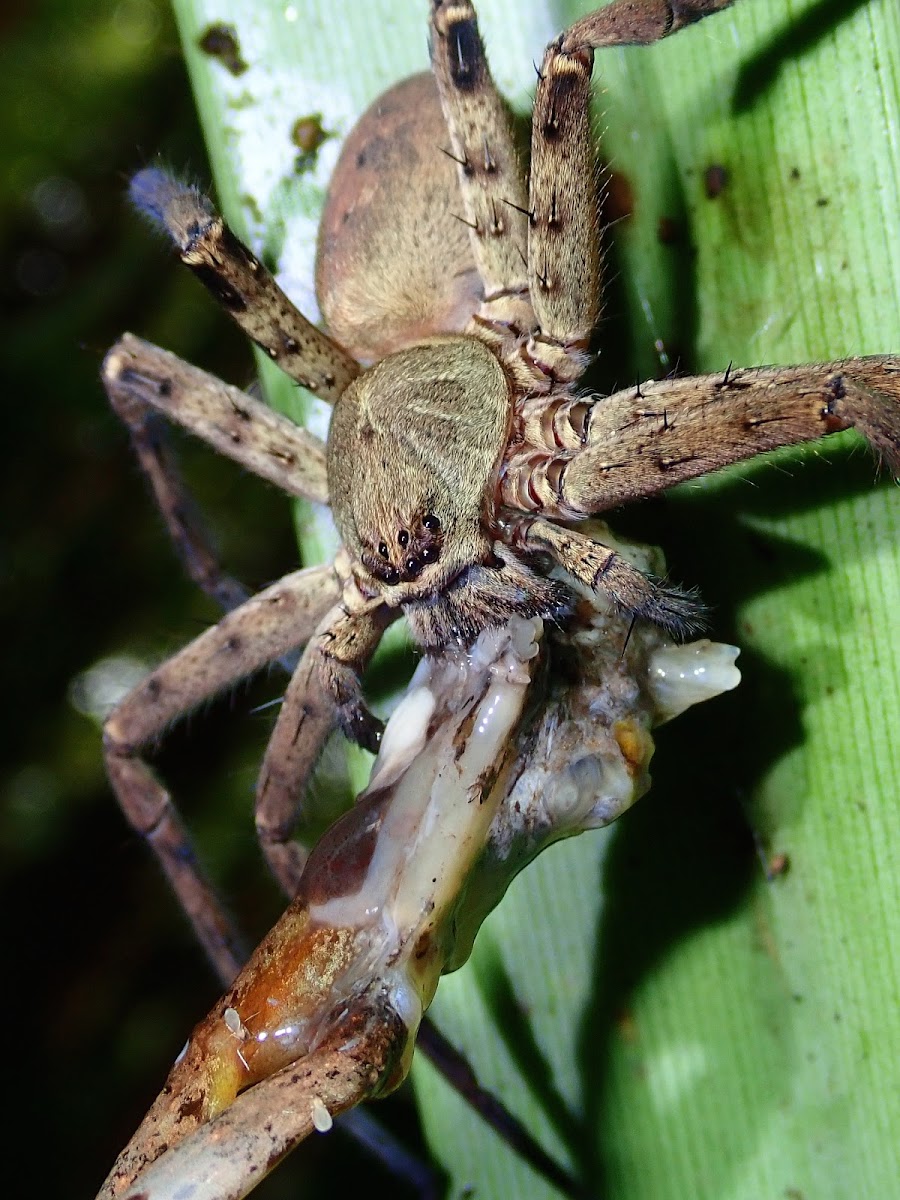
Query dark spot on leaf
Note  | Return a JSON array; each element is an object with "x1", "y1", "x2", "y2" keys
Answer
[
  {"x1": 198, "y1": 24, "x2": 248, "y2": 76},
  {"x1": 657, "y1": 216, "x2": 680, "y2": 245},
  {"x1": 704, "y1": 164, "x2": 729, "y2": 199},
  {"x1": 292, "y1": 114, "x2": 328, "y2": 154},
  {"x1": 292, "y1": 114, "x2": 331, "y2": 175},
  {"x1": 602, "y1": 169, "x2": 634, "y2": 224}
]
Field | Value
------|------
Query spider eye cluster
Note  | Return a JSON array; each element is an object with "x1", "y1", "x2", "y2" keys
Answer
[{"x1": 368, "y1": 513, "x2": 443, "y2": 587}]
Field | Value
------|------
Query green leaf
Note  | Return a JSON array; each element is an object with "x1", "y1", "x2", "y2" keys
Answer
[{"x1": 171, "y1": 2, "x2": 900, "y2": 1197}]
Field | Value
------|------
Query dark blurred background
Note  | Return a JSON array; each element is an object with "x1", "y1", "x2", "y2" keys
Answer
[{"x1": 0, "y1": 1, "x2": 430, "y2": 1195}]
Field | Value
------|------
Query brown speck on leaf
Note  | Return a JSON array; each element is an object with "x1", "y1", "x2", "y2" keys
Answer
[
  {"x1": 790, "y1": 166, "x2": 801, "y2": 181},
  {"x1": 704, "y1": 164, "x2": 728, "y2": 199},
  {"x1": 602, "y1": 168, "x2": 635, "y2": 224},
  {"x1": 754, "y1": 827, "x2": 791, "y2": 882},
  {"x1": 292, "y1": 114, "x2": 329, "y2": 154},
  {"x1": 198, "y1": 24, "x2": 248, "y2": 76},
  {"x1": 615, "y1": 1007, "x2": 637, "y2": 1042},
  {"x1": 657, "y1": 215, "x2": 681, "y2": 245},
  {"x1": 292, "y1": 114, "x2": 333, "y2": 175},
  {"x1": 816, "y1": 196, "x2": 830, "y2": 207},
  {"x1": 766, "y1": 852, "x2": 790, "y2": 881}
]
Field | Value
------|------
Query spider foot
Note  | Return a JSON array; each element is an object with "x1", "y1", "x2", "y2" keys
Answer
[
  {"x1": 514, "y1": 517, "x2": 706, "y2": 640},
  {"x1": 630, "y1": 578, "x2": 708, "y2": 640},
  {"x1": 602, "y1": 556, "x2": 710, "y2": 638},
  {"x1": 600, "y1": 556, "x2": 707, "y2": 639},
  {"x1": 314, "y1": 607, "x2": 391, "y2": 753},
  {"x1": 129, "y1": 167, "x2": 213, "y2": 250},
  {"x1": 338, "y1": 701, "x2": 385, "y2": 755}
]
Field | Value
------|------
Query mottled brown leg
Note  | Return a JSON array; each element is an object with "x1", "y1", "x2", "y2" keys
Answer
[
  {"x1": 513, "y1": 516, "x2": 703, "y2": 634},
  {"x1": 503, "y1": 357, "x2": 900, "y2": 518},
  {"x1": 129, "y1": 169, "x2": 360, "y2": 399},
  {"x1": 561, "y1": 0, "x2": 735, "y2": 51},
  {"x1": 429, "y1": 1, "x2": 532, "y2": 318},
  {"x1": 103, "y1": 565, "x2": 340, "y2": 980},
  {"x1": 253, "y1": 641, "x2": 333, "y2": 897},
  {"x1": 256, "y1": 588, "x2": 394, "y2": 895},
  {"x1": 103, "y1": 348, "x2": 241, "y2": 611},
  {"x1": 527, "y1": 36, "x2": 600, "y2": 358},
  {"x1": 527, "y1": 0, "x2": 735, "y2": 357},
  {"x1": 104, "y1": 334, "x2": 329, "y2": 505}
]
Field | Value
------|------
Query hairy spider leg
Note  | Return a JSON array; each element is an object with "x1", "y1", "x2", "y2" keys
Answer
[
  {"x1": 503, "y1": 359, "x2": 900, "y2": 517},
  {"x1": 102, "y1": 564, "x2": 340, "y2": 981},
  {"x1": 429, "y1": 1, "x2": 533, "y2": 313},
  {"x1": 129, "y1": 169, "x2": 359, "y2": 399}
]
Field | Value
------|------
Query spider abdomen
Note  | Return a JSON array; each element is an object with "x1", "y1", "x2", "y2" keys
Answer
[{"x1": 316, "y1": 73, "x2": 482, "y2": 364}]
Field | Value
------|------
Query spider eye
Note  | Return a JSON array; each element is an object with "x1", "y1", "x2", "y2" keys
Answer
[
  {"x1": 378, "y1": 542, "x2": 389, "y2": 558},
  {"x1": 423, "y1": 513, "x2": 440, "y2": 532},
  {"x1": 384, "y1": 566, "x2": 400, "y2": 585},
  {"x1": 420, "y1": 545, "x2": 438, "y2": 564},
  {"x1": 398, "y1": 530, "x2": 409, "y2": 548}
]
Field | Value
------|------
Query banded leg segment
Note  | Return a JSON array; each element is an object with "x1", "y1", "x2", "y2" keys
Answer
[
  {"x1": 103, "y1": 565, "x2": 340, "y2": 981},
  {"x1": 502, "y1": 357, "x2": 900, "y2": 518},
  {"x1": 528, "y1": 37, "x2": 600, "y2": 354},
  {"x1": 129, "y1": 169, "x2": 359, "y2": 399},
  {"x1": 515, "y1": 517, "x2": 703, "y2": 634},
  {"x1": 528, "y1": 0, "x2": 735, "y2": 351},
  {"x1": 429, "y1": 1, "x2": 532, "y2": 311}
]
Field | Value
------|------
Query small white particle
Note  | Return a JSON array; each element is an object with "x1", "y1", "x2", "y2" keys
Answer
[
  {"x1": 311, "y1": 1096, "x2": 333, "y2": 1133},
  {"x1": 223, "y1": 1006, "x2": 243, "y2": 1036}
]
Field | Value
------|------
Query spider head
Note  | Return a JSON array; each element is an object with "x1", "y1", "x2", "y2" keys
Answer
[
  {"x1": 327, "y1": 335, "x2": 571, "y2": 645},
  {"x1": 328, "y1": 335, "x2": 512, "y2": 606},
  {"x1": 358, "y1": 509, "x2": 446, "y2": 589}
]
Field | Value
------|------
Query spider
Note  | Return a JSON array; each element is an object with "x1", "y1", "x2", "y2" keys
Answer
[
  {"x1": 102, "y1": 0, "x2": 899, "y2": 918},
  {"x1": 100, "y1": 0, "x2": 900, "y2": 1189}
]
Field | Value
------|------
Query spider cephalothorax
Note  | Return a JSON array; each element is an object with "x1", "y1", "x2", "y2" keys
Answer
[
  {"x1": 328, "y1": 337, "x2": 510, "y2": 593},
  {"x1": 328, "y1": 334, "x2": 573, "y2": 652},
  {"x1": 102, "y1": 0, "x2": 900, "y2": 942}
]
